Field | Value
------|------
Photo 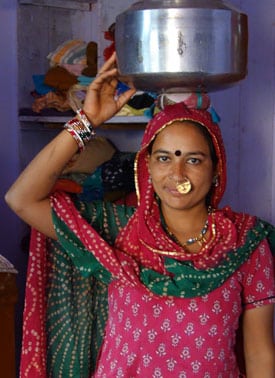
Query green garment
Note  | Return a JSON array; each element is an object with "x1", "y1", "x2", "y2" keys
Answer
[{"x1": 46, "y1": 200, "x2": 135, "y2": 377}]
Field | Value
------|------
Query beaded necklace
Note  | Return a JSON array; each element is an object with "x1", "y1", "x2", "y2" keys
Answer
[
  {"x1": 164, "y1": 219, "x2": 209, "y2": 248},
  {"x1": 159, "y1": 203, "x2": 213, "y2": 249}
]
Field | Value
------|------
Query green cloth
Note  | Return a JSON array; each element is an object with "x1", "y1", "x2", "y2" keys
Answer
[
  {"x1": 47, "y1": 200, "x2": 135, "y2": 376},
  {"x1": 46, "y1": 239, "x2": 108, "y2": 377},
  {"x1": 141, "y1": 219, "x2": 275, "y2": 297}
]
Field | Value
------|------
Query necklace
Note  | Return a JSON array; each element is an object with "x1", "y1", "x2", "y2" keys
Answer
[{"x1": 165, "y1": 219, "x2": 209, "y2": 248}]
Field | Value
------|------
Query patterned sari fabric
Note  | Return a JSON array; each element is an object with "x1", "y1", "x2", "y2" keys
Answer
[{"x1": 20, "y1": 102, "x2": 275, "y2": 377}]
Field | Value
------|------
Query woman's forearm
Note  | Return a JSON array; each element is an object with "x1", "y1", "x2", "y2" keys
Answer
[
  {"x1": 6, "y1": 130, "x2": 78, "y2": 206},
  {"x1": 243, "y1": 304, "x2": 275, "y2": 378},
  {"x1": 245, "y1": 355, "x2": 275, "y2": 378}
]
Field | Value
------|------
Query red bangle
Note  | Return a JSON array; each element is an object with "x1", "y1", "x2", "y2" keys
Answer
[{"x1": 76, "y1": 109, "x2": 96, "y2": 138}]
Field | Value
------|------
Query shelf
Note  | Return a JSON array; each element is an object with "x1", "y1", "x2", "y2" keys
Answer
[
  {"x1": 19, "y1": 108, "x2": 149, "y2": 130},
  {"x1": 19, "y1": 0, "x2": 96, "y2": 11}
]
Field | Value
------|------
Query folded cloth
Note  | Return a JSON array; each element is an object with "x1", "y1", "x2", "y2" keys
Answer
[
  {"x1": 32, "y1": 74, "x2": 55, "y2": 95},
  {"x1": 31, "y1": 91, "x2": 71, "y2": 113},
  {"x1": 157, "y1": 92, "x2": 211, "y2": 110},
  {"x1": 77, "y1": 75, "x2": 94, "y2": 86},
  {"x1": 61, "y1": 63, "x2": 87, "y2": 76},
  {"x1": 101, "y1": 151, "x2": 136, "y2": 192},
  {"x1": 77, "y1": 151, "x2": 136, "y2": 202},
  {"x1": 81, "y1": 41, "x2": 98, "y2": 77},
  {"x1": 128, "y1": 92, "x2": 155, "y2": 109},
  {"x1": 62, "y1": 137, "x2": 116, "y2": 175},
  {"x1": 44, "y1": 66, "x2": 78, "y2": 91},
  {"x1": 115, "y1": 104, "x2": 149, "y2": 117},
  {"x1": 47, "y1": 39, "x2": 87, "y2": 67},
  {"x1": 50, "y1": 179, "x2": 83, "y2": 194}
]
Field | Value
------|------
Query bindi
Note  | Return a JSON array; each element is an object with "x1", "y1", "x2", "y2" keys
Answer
[{"x1": 174, "y1": 150, "x2": 182, "y2": 156}]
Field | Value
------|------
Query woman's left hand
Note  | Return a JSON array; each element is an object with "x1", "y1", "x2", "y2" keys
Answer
[{"x1": 83, "y1": 52, "x2": 136, "y2": 127}]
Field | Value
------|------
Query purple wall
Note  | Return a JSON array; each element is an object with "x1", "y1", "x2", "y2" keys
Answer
[
  {"x1": 0, "y1": 4, "x2": 19, "y2": 259},
  {"x1": 0, "y1": 1, "x2": 28, "y2": 373}
]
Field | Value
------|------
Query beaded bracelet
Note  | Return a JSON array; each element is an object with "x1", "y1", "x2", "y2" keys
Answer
[{"x1": 64, "y1": 109, "x2": 96, "y2": 152}]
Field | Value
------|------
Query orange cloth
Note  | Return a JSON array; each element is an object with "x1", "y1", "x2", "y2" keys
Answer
[{"x1": 31, "y1": 91, "x2": 71, "y2": 113}]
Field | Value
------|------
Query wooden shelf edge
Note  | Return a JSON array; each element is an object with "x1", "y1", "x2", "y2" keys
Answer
[
  {"x1": 19, "y1": 115, "x2": 150, "y2": 124},
  {"x1": 19, "y1": 0, "x2": 96, "y2": 11},
  {"x1": 19, "y1": 111, "x2": 150, "y2": 125},
  {"x1": 20, "y1": 122, "x2": 147, "y2": 132},
  {"x1": 19, "y1": 108, "x2": 150, "y2": 131}
]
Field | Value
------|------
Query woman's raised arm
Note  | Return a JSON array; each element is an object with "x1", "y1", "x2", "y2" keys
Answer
[{"x1": 5, "y1": 52, "x2": 136, "y2": 239}]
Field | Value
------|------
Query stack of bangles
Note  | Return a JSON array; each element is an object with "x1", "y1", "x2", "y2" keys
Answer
[{"x1": 63, "y1": 109, "x2": 96, "y2": 151}]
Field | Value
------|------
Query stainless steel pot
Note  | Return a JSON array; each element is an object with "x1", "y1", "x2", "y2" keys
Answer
[{"x1": 115, "y1": 0, "x2": 248, "y2": 93}]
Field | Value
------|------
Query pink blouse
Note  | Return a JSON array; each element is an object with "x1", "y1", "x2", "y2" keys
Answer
[{"x1": 93, "y1": 240, "x2": 275, "y2": 377}]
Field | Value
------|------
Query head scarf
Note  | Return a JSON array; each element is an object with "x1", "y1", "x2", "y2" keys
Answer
[
  {"x1": 116, "y1": 102, "x2": 230, "y2": 273},
  {"x1": 135, "y1": 101, "x2": 227, "y2": 209}
]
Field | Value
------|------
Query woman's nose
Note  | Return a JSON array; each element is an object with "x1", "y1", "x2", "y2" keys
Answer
[{"x1": 170, "y1": 161, "x2": 185, "y2": 181}]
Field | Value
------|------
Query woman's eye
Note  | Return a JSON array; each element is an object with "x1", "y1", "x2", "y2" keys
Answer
[
  {"x1": 187, "y1": 157, "x2": 200, "y2": 164},
  {"x1": 157, "y1": 155, "x2": 170, "y2": 163}
]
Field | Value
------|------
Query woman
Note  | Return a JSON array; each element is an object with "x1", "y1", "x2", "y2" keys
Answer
[{"x1": 6, "y1": 53, "x2": 275, "y2": 377}]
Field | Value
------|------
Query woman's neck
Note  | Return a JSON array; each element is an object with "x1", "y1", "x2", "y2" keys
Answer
[{"x1": 160, "y1": 203, "x2": 209, "y2": 248}]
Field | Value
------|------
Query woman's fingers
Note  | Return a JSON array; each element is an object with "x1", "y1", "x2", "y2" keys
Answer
[
  {"x1": 116, "y1": 87, "x2": 136, "y2": 109},
  {"x1": 96, "y1": 52, "x2": 117, "y2": 75},
  {"x1": 88, "y1": 68, "x2": 118, "y2": 91}
]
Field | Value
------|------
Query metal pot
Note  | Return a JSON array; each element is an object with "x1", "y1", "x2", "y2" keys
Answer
[{"x1": 115, "y1": 0, "x2": 248, "y2": 93}]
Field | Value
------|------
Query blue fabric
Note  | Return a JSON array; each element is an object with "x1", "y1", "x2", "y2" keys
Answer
[{"x1": 32, "y1": 74, "x2": 55, "y2": 95}]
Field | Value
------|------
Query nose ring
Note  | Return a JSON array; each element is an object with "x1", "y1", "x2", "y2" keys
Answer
[{"x1": 176, "y1": 177, "x2": 192, "y2": 194}]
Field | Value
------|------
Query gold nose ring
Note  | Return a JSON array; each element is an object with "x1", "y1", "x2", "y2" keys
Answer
[{"x1": 176, "y1": 177, "x2": 192, "y2": 194}]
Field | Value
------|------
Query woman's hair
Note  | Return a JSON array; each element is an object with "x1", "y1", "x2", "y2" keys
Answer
[{"x1": 191, "y1": 121, "x2": 218, "y2": 169}]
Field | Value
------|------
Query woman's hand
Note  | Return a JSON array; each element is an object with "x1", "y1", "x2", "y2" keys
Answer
[{"x1": 83, "y1": 52, "x2": 136, "y2": 127}]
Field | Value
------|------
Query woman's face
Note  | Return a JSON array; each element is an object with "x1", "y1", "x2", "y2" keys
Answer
[{"x1": 148, "y1": 121, "x2": 215, "y2": 214}]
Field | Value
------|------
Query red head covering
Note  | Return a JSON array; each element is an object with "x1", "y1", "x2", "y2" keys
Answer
[
  {"x1": 116, "y1": 102, "x2": 228, "y2": 272},
  {"x1": 135, "y1": 102, "x2": 227, "y2": 209}
]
